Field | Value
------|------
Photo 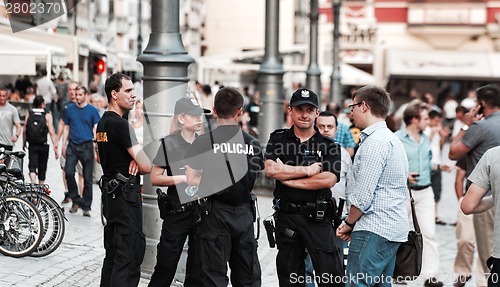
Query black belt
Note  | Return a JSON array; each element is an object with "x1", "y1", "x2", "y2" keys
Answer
[
  {"x1": 411, "y1": 185, "x2": 431, "y2": 191},
  {"x1": 168, "y1": 201, "x2": 197, "y2": 214},
  {"x1": 277, "y1": 200, "x2": 309, "y2": 215}
]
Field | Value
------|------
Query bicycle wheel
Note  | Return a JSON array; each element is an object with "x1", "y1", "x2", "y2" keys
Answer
[
  {"x1": 0, "y1": 195, "x2": 43, "y2": 257},
  {"x1": 19, "y1": 192, "x2": 66, "y2": 257}
]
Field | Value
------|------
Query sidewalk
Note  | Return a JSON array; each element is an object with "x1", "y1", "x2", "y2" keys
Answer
[{"x1": 0, "y1": 140, "x2": 477, "y2": 286}]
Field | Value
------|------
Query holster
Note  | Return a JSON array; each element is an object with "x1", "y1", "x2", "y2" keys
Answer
[
  {"x1": 156, "y1": 189, "x2": 169, "y2": 220},
  {"x1": 263, "y1": 219, "x2": 276, "y2": 248},
  {"x1": 101, "y1": 173, "x2": 139, "y2": 201},
  {"x1": 198, "y1": 198, "x2": 212, "y2": 216}
]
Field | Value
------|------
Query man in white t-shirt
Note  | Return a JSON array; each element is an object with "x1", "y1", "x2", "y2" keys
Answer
[
  {"x1": 36, "y1": 70, "x2": 57, "y2": 113},
  {"x1": 0, "y1": 88, "x2": 21, "y2": 154}
]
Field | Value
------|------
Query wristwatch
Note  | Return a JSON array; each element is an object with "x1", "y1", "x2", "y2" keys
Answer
[
  {"x1": 344, "y1": 219, "x2": 356, "y2": 228},
  {"x1": 461, "y1": 125, "x2": 469, "y2": 131}
]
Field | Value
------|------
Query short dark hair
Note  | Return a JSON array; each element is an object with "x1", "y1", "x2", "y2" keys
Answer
[
  {"x1": 318, "y1": 111, "x2": 338, "y2": 127},
  {"x1": 32, "y1": 95, "x2": 45, "y2": 108},
  {"x1": 455, "y1": 105, "x2": 468, "y2": 114},
  {"x1": 352, "y1": 85, "x2": 391, "y2": 118},
  {"x1": 105, "y1": 73, "x2": 131, "y2": 103},
  {"x1": 428, "y1": 110, "x2": 442, "y2": 119},
  {"x1": 75, "y1": 85, "x2": 88, "y2": 95},
  {"x1": 403, "y1": 103, "x2": 428, "y2": 126},
  {"x1": 214, "y1": 87, "x2": 244, "y2": 119},
  {"x1": 476, "y1": 84, "x2": 500, "y2": 108}
]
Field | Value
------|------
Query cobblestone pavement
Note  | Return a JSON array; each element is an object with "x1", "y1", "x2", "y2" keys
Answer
[{"x1": 0, "y1": 142, "x2": 480, "y2": 286}]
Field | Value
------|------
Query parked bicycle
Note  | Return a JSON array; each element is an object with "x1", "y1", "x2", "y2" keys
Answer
[{"x1": 0, "y1": 148, "x2": 65, "y2": 257}]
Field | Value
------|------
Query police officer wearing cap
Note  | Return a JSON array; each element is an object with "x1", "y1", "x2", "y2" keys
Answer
[
  {"x1": 265, "y1": 88, "x2": 344, "y2": 286},
  {"x1": 148, "y1": 97, "x2": 209, "y2": 287},
  {"x1": 184, "y1": 87, "x2": 264, "y2": 287},
  {"x1": 96, "y1": 73, "x2": 151, "y2": 287}
]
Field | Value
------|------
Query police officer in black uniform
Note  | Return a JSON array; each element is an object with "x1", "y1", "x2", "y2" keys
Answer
[
  {"x1": 96, "y1": 73, "x2": 151, "y2": 287},
  {"x1": 148, "y1": 98, "x2": 209, "y2": 287},
  {"x1": 185, "y1": 87, "x2": 263, "y2": 287},
  {"x1": 265, "y1": 88, "x2": 343, "y2": 287}
]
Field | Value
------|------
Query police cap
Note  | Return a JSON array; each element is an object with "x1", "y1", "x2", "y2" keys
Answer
[
  {"x1": 290, "y1": 88, "x2": 319, "y2": 108},
  {"x1": 174, "y1": 98, "x2": 211, "y2": 115}
]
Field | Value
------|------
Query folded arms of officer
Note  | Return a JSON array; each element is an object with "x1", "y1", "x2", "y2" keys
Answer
[{"x1": 265, "y1": 158, "x2": 337, "y2": 190}]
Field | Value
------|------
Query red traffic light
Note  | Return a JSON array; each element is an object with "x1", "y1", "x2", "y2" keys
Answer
[{"x1": 96, "y1": 59, "x2": 106, "y2": 74}]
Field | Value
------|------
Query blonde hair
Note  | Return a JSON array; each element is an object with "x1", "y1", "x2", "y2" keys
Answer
[{"x1": 169, "y1": 114, "x2": 182, "y2": 135}]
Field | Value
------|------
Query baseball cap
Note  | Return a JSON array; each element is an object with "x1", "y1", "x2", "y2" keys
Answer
[
  {"x1": 290, "y1": 88, "x2": 319, "y2": 108},
  {"x1": 174, "y1": 98, "x2": 211, "y2": 115}
]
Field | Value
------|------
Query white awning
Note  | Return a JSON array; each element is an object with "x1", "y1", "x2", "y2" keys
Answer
[
  {"x1": 0, "y1": 55, "x2": 36, "y2": 75},
  {"x1": 0, "y1": 33, "x2": 67, "y2": 75},
  {"x1": 386, "y1": 50, "x2": 496, "y2": 79}
]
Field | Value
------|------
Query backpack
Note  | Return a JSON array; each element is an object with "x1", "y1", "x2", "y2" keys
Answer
[{"x1": 26, "y1": 110, "x2": 48, "y2": 145}]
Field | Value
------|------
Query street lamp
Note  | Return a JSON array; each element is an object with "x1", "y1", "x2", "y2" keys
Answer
[
  {"x1": 306, "y1": 0, "x2": 322, "y2": 98},
  {"x1": 137, "y1": 0, "x2": 194, "y2": 280},
  {"x1": 330, "y1": 0, "x2": 342, "y2": 104},
  {"x1": 257, "y1": 0, "x2": 286, "y2": 145}
]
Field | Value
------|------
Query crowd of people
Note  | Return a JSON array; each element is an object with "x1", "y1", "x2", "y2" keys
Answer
[{"x1": 2, "y1": 71, "x2": 500, "y2": 287}]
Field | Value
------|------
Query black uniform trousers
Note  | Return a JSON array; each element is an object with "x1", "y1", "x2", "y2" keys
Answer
[
  {"x1": 199, "y1": 200, "x2": 261, "y2": 287},
  {"x1": 100, "y1": 181, "x2": 145, "y2": 287},
  {"x1": 148, "y1": 209, "x2": 203, "y2": 287},
  {"x1": 275, "y1": 211, "x2": 344, "y2": 287}
]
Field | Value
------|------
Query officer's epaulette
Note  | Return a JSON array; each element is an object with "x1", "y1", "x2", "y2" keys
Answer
[{"x1": 270, "y1": 128, "x2": 287, "y2": 135}]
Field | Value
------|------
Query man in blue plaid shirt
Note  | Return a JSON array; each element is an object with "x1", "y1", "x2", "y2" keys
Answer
[{"x1": 337, "y1": 86, "x2": 409, "y2": 287}]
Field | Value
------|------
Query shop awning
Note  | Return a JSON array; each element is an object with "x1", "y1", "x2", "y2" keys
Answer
[
  {"x1": 0, "y1": 33, "x2": 67, "y2": 75},
  {"x1": 386, "y1": 50, "x2": 497, "y2": 79}
]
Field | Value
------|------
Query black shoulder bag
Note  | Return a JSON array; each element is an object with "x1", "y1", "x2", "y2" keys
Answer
[{"x1": 393, "y1": 184, "x2": 423, "y2": 281}]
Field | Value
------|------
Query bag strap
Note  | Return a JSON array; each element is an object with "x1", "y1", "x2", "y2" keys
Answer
[
  {"x1": 160, "y1": 137, "x2": 168, "y2": 167},
  {"x1": 407, "y1": 182, "x2": 421, "y2": 233}
]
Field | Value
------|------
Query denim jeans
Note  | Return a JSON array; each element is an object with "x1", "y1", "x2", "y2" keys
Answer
[
  {"x1": 346, "y1": 231, "x2": 400, "y2": 287},
  {"x1": 65, "y1": 141, "x2": 94, "y2": 210}
]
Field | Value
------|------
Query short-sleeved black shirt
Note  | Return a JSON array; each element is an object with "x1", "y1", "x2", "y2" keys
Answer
[
  {"x1": 265, "y1": 126, "x2": 341, "y2": 204},
  {"x1": 244, "y1": 100, "x2": 260, "y2": 127},
  {"x1": 153, "y1": 133, "x2": 191, "y2": 203},
  {"x1": 184, "y1": 125, "x2": 264, "y2": 206},
  {"x1": 96, "y1": 111, "x2": 139, "y2": 180}
]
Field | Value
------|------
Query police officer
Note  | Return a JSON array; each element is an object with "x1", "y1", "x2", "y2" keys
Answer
[
  {"x1": 265, "y1": 88, "x2": 343, "y2": 287},
  {"x1": 96, "y1": 73, "x2": 151, "y2": 287},
  {"x1": 148, "y1": 98, "x2": 209, "y2": 287},
  {"x1": 185, "y1": 87, "x2": 263, "y2": 287}
]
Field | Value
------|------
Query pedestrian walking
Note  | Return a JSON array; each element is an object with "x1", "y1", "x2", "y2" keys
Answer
[
  {"x1": 395, "y1": 103, "x2": 444, "y2": 286},
  {"x1": 185, "y1": 87, "x2": 263, "y2": 287},
  {"x1": 449, "y1": 84, "x2": 500, "y2": 286},
  {"x1": 61, "y1": 85, "x2": 100, "y2": 217},
  {"x1": 96, "y1": 72, "x2": 151, "y2": 287},
  {"x1": 265, "y1": 88, "x2": 343, "y2": 286},
  {"x1": 336, "y1": 85, "x2": 409, "y2": 287},
  {"x1": 461, "y1": 146, "x2": 500, "y2": 287},
  {"x1": 35, "y1": 69, "x2": 57, "y2": 113},
  {"x1": 0, "y1": 87, "x2": 21, "y2": 155},
  {"x1": 22, "y1": 95, "x2": 58, "y2": 184},
  {"x1": 148, "y1": 98, "x2": 209, "y2": 287},
  {"x1": 452, "y1": 158, "x2": 480, "y2": 287}
]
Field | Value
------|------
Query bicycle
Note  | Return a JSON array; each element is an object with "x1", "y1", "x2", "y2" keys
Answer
[
  {"x1": 0, "y1": 193, "x2": 44, "y2": 257},
  {"x1": 0, "y1": 148, "x2": 66, "y2": 257}
]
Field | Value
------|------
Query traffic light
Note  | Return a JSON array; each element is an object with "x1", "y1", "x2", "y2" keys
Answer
[{"x1": 95, "y1": 59, "x2": 106, "y2": 74}]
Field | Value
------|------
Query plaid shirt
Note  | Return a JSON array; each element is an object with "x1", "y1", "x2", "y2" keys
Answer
[
  {"x1": 347, "y1": 121, "x2": 409, "y2": 242},
  {"x1": 334, "y1": 122, "x2": 356, "y2": 148}
]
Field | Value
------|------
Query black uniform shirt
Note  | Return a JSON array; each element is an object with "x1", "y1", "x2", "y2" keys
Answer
[
  {"x1": 265, "y1": 126, "x2": 341, "y2": 204},
  {"x1": 185, "y1": 125, "x2": 264, "y2": 206},
  {"x1": 153, "y1": 132, "x2": 191, "y2": 203},
  {"x1": 96, "y1": 111, "x2": 139, "y2": 180}
]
